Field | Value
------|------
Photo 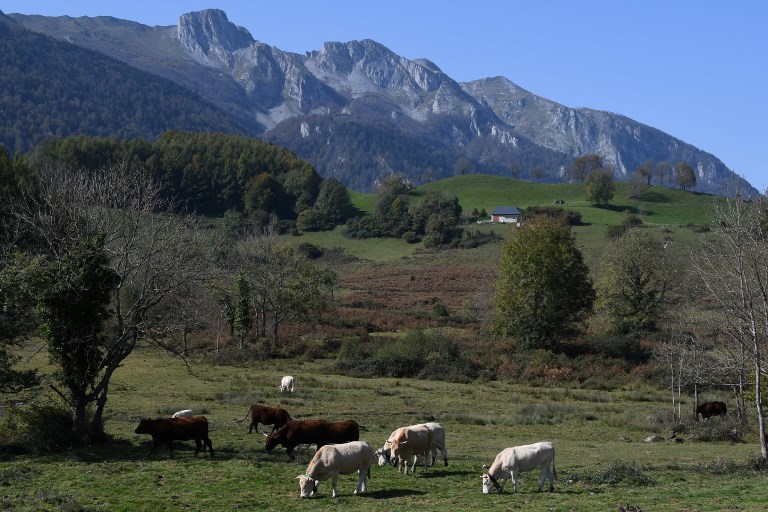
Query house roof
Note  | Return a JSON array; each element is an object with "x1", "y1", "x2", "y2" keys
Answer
[{"x1": 491, "y1": 206, "x2": 521, "y2": 216}]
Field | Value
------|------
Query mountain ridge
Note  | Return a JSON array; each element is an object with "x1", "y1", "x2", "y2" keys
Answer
[{"x1": 5, "y1": 8, "x2": 755, "y2": 195}]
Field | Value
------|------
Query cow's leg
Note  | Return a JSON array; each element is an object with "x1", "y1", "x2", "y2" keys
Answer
[
  {"x1": 510, "y1": 469, "x2": 519, "y2": 493},
  {"x1": 355, "y1": 469, "x2": 367, "y2": 494},
  {"x1": 286, "y1": 445, "x2": 296, "y2": 460},
  {"x1": 167, "y1": 441, "x2": 174, "y2": 458},
  {"x1": 331, "y1": 475, "x2": 339, "y2": 498},
  {"x1": 194, "y1": 439, "x2": 202, "y2": 456},
  {"x1": 205, "y1": 436, "x2": 214, "y2": 456},
  {"x1": 499, "y1": 473, "x2": 509, "y2": 494},
  {"x1": 537, "y1": 465, "x2": 547, "y2": 492},
  {"x1": 430, "y1": 445, "x2": 437, "y2": 466},
  {"x1": 422, "y1": 451, "x2": 429, "y2": 473},
  {"x1": 547, "y1": 465, "x2": 555, "y2": 492}
]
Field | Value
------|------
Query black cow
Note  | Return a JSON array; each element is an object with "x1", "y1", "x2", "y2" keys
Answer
[
  {"x1": 235, "y1": 404, "x2": 292, "y2": 435},
  {"x1": 135, "y1": 416, "x2": 214, "y2": 457},
  {"x1": 696, "y1": 401, "x2": 727, "y2": 420},
  {"x1": 265, "y1": 419, "x2": 359, "y2": 459}
]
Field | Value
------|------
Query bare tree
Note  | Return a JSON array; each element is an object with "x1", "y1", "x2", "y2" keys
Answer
[
  {"x1": 8, "y1": 162, "x2": 210, "y2": 439},
  {"x1": 239, "y1": 231, "x2": 335, "y2": 348},
  {"x1": 694, "y1": 186, "x2": 768, "y2": 458}
]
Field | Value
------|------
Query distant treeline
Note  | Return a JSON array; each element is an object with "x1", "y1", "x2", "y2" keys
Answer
[{"x1": 28, "y1": 132, "x2": 324, "y2": 219}]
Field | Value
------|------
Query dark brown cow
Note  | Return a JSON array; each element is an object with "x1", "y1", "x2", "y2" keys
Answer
[
  {"x1": 235, "y1": 404, "x2": 292, "y2": 435},
  {"x1": 265, "y1": 419, "x2": 359, "y2": 458},
  {"x1": 135, "y1": 416, "x2": 214, "y2": 457},
  {"x1": 696, "y1": 401, "x2": 727, "y2": 420}
]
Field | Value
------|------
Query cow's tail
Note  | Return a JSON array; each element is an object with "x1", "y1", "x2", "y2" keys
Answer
[
  {"x1": 552, "y1": 447, "x2": 558, "y2": 481},
  {"x1": 367, "y1": 465, "x2": 371, "y2": 480},
  {"x1": 234, "y1": 404, "x2": 255, "y2": 423}
]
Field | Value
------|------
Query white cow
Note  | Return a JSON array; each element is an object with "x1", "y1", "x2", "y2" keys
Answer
[
  {"x1": 376, "y1": 422, "x2": 448, "y2": 467},
  {"x1": 296, "y1": 441, "x2": 373, "y2": 498},
  {"x1": 171, "y1": 409, "x2": 193, "y2": 418},
  {"x1": 280, "y1": 375, "x2": 295, "y2": 393},
  {"x1": 389, "y1": 425, "x2": 432, "y2": 474},
  {"x1": 481, "y1": 441, "x2": 556, "y2": 494}
]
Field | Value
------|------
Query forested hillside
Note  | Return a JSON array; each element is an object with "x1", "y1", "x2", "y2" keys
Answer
[
  {"x1": 30, "y1": 133, "x2": 322, "y2": 218},
  {"x1": 0, "y1": 18, "x2": 257, "y2": 153}
]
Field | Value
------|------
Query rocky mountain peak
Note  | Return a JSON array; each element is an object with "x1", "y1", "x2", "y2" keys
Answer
[{"x1": 177, "y1": 9, "x2": 253, "y2": 68}]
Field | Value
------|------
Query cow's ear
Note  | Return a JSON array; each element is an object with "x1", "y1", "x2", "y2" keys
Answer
[
  {"x1": 482, "y1": 464, "x2": 490, "y2": 470},
  {"x1": 296, "y1": 475, "x2": 302, "y2": 480}
]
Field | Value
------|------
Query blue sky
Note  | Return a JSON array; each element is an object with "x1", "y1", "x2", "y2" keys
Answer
[{"x1": 4, "y1": 0, "x2": 766, "y2": 192}]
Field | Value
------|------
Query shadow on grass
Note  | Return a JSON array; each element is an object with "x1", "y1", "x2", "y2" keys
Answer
[
  {"x1": 358, "y1": 489, "x2": 427, "y2": 499},
  {"x1": 638, "y1": 191, "x2": 671, "y2": 203}
]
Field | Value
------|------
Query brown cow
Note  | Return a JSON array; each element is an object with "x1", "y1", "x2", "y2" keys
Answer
[
  {"x1": 265, "y1": 419, "x2": 359, "y2": 459},
  {"x1": 235, "y1": 404, "x2": 292, "y2": 435},
  {"x1": 135, "y1": 416, "x2": 214, "y2": 457},
  {"x1": 696, "y1": 401, "x2": 727, "y2": 420}
]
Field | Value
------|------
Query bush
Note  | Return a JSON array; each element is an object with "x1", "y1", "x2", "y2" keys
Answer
[
  {"x1": 521, "y1": 205, "x2": 582, "y2": 226},
  {"x1": 0, "y1": 398, "x2": 77, "y2": 454},
  {"x1": 590, "y1": 461, "x2": 656, "y2": 486},
  {"x1": 334, "y1": 330, "x2": 481, "y2": 383}
]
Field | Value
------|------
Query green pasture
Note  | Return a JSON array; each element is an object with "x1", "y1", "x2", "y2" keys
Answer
[
  {"x1": 2, "y1": 344, "x2": 767, "y2": 511},
  {"x1": 413, "y1": 174, "x2": 722, "y2": 226}
]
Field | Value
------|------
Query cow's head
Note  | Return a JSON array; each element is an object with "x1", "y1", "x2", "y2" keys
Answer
[
  {"x1": 481, "y1": 466, "x2": 502, "y2": 494},
  {"x1": 297, "y1": 474, "x2": 318, "y2": 498},
  {"x1": 134, "y1": 418, "x2": 155, "y2": 435},
  {"x1": 375, "y1": 447, "x2": 391, "y2": 466},
  {"x1": 265, "y1": 430, "x2": 281, "y2": 451}
]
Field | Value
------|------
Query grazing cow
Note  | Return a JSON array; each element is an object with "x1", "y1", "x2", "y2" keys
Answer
[
  {"x1": 697, "y1": 401, "x2": 727, "y2": 420},
  {"x1": 171, "y1": 409, "x2": 193, "y2": 418},
  {"x1": 235, "y1": 404, "x2": 292, "y2": 435},
  {"x1": 280, "y1": 375, "x2": 296, "y2": 393},
  {"x1": 297, "y1": 441, "x2": 373, "y2": 498},
  {"x1": 376, "y1": 422, "x2": 448, "y2": 467},
  {"x1": 265, "y1": 419, "x2": 359, "y2": 459},
  {"x1": 481, "y1": 441, "x2": 556, "y2": 494},
  {"x1": 389, "y1": 425, "x2": 433, "y2": 474},
  {"x1": 134, "y1": 416, "x2": 214, "y2": 457}
]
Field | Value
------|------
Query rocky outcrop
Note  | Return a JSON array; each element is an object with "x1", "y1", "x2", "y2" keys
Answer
[{"x1": 7, "y1": 8, "x2": 754, "y2": 194}]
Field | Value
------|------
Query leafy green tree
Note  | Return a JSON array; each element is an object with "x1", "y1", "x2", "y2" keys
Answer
[
  {"x1": 596, "y1": 229, "x2": 678, "y2": 333},
  {"x1": 296, "y1": 208, "x2": 325, "y2": 232},
  {"x1": 315, "y1": 178, "x2": 352, "y2": 225},
  {"x1": 375, "y1": 174, "x2": 410, "y2": 217},
  {"x1": 244, "y1": 173, "x2": 290, "y2": 219},
  {"x1": 233, "y1": 272, "x2": 252, "y2": 351},
  {"x1": 585, "y1": 168, "x2": 616, "y2": 206},
  {"x1": 674, "y1": 162, "x2": 696, "y2": 190},
  {"x1": 412, "y1": 191, "x2": 463, "y2": 247},
  {"x1": 494, "y1": 217, "x2": 595, "y2": 348},
  {"x1": 33, "y1": 236, "x2": 119, "y2": 437},
  {"x1": 569, "y1": 154, "x2": 603, "y2": 183}
]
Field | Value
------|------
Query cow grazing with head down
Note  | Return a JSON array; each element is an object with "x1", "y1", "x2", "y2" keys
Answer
[
  {"x1": 389, "y1": 425, "x2": 433, "y2": 474},
  {"x1": 297, "y1": 441, "x2": 373, "y2": 498},
  {"x1": 265, "y1": 419, "x2": 359, "y2": 459},
  {"x1": 171, "y1": 409, "x2": 193, "y2": 418},
  {"x1": 697, "y1": 401, "x2": 727, "y2": 420},
  {"x1": 235, "y1": 404, "x2": 292, "y2": 435},
  {"x1": 134, "y1": 416, "x2": 214, "y2": 457},
  {"x1": 280, "y1": 375, "x2": 295, "y2": 393},
  {"x1": 376, "y1": 422, "x2": 448, "y2": 467},
  {"x1": 482, "y1": 442, "x2": 556, "y2": 494}
]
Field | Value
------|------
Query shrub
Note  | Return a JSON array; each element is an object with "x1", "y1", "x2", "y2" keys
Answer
[
  {"x1": 0, "y1": 398, "x2": 77, "y2": 454},
  {"x1": 590, "y1": 461, "x2": 656, "y2": 486},
  {"x1": 334, "y1": 330, "x2": 481, "y2": 383}
]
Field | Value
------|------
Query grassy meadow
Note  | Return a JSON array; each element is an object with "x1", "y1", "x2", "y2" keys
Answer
[{"x1": 2, "y1": 343, "x2": 767, "y2": 511}]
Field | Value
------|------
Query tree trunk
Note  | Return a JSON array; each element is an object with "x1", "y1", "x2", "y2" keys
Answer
[
  {"x1": 693, "y1": 382, "x2": 699, "y2": 421},
  {"x1": 755, "y1": 344, "x2": 767, "y2": 458}
]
